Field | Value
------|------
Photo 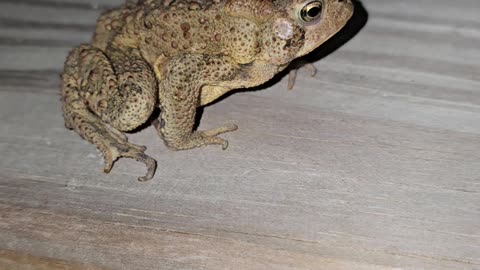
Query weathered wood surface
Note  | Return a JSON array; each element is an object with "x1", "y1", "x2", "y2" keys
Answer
[{"x1": 1, "y1": 0, "x2": 479, "y2": 269}]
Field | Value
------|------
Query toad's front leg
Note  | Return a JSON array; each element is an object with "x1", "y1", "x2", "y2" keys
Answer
[{"x1": 155, "y1": 54, "x2": 239, "y2": 150}]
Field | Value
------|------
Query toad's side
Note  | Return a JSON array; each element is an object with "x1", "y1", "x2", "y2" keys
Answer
[{"x1": 61, "y1": 0, "x2": 354, "y2": 181}]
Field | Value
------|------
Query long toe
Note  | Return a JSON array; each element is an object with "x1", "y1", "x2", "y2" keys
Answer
[
  {"x1": 288, "y1": 69, "x2": 298, "y2": 90},
  {"x1": 203, "y1": 123, "x2": 238, "y2": 137},
  {"x1": 137, "y1": 155, "x2": 157, "y2": 182}
]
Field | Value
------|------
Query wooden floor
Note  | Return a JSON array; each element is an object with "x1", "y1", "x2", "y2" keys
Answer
[{"x1": 1, "y1": 0, "x2": 480, "y2": 269}]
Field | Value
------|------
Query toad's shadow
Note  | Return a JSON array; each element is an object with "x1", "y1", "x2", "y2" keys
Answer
[{"x1": 142, "y1": 1, "x2": 369, "y2": 132}]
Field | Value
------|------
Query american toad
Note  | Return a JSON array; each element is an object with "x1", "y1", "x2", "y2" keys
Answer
[{"x1": 61, "y1": 0, "x2": 354, "y2": 181}]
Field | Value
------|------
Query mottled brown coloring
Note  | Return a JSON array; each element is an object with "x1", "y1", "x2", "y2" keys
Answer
[{"x1": 61, "y1": 0, "x2": 353, "y2": 181}]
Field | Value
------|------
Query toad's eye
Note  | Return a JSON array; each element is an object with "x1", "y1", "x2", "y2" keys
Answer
[{"x1": 300, "y1": 1, "x2": 323, "y2": 23}]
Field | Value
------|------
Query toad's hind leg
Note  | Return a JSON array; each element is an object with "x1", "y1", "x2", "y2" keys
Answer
[{"x1": 61, "y1": 45, "x2": 157, "y2": 181}]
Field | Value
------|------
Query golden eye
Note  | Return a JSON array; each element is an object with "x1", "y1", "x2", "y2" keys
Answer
[{"x1": 300, "y1": 1, "x2": 324, "y2": 23}]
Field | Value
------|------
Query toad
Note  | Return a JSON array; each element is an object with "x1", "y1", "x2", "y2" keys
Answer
[{"x1": 61, "y1": 0, "x2": 354, "y2": 181}]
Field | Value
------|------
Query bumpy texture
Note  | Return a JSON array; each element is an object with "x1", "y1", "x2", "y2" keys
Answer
[{"x1": 61, "y1": 0, "x2": 354, "y2": 181}]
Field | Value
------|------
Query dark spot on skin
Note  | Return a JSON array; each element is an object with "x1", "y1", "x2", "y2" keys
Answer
[
  {"x1": 144, "y1": 19, "x2": 153, "y2": 29},
  {"x1": 299, "y1": 32, "x2": 306, "y2": 42},
  {"x1": 284, "y1": 39, "x2": 292, "y2": 49},
  {"x1": 162, "y1": 33, "x2": 169, "y2": 41},
  {"x1": 98, "y1": 100, "x2": 107, "y2": 109},
  {"x1": 181, "y1": 22, "x2": 191, "y2": 32}
]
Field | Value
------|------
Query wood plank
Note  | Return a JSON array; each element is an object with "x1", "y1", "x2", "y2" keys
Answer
[
  {"x1": 0, "y1": 0, "x2": 479, "y2": 269},
  {"x1": 0, "y1": 249, "x2": 109, "y2": 270}
]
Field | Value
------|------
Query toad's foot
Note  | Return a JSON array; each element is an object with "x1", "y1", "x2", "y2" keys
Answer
[
  {"x1": 199, "y1": 123, "x2": 239, "y2": 150},
  {"x1": 102, "y1": 132, "x2": 157, "y2": 182},
  {"x1": 155, "y1": 120, "x2": 238, "y2": 151},
  {"x1": 288, "y1": 63, "x2": 318, "y2": 90},
  {"x1": 66, "y1": 112, "x2": 157, "y2": 182},
  {"x1": 75, "y1": 115, "x2": 157, "y2": 182}
]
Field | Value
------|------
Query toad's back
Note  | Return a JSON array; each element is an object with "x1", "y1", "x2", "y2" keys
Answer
[{"x1": 92, "y1": 0, "x2": 259, "y2": 68}]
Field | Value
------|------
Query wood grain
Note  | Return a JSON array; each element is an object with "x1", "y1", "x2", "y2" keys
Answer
[
  {"x1": 0, "y1": 249, "x2": 109, "y2": 270},
  {"x1": 0, "y1": 0, "x2": 479, "y2": 269}
]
